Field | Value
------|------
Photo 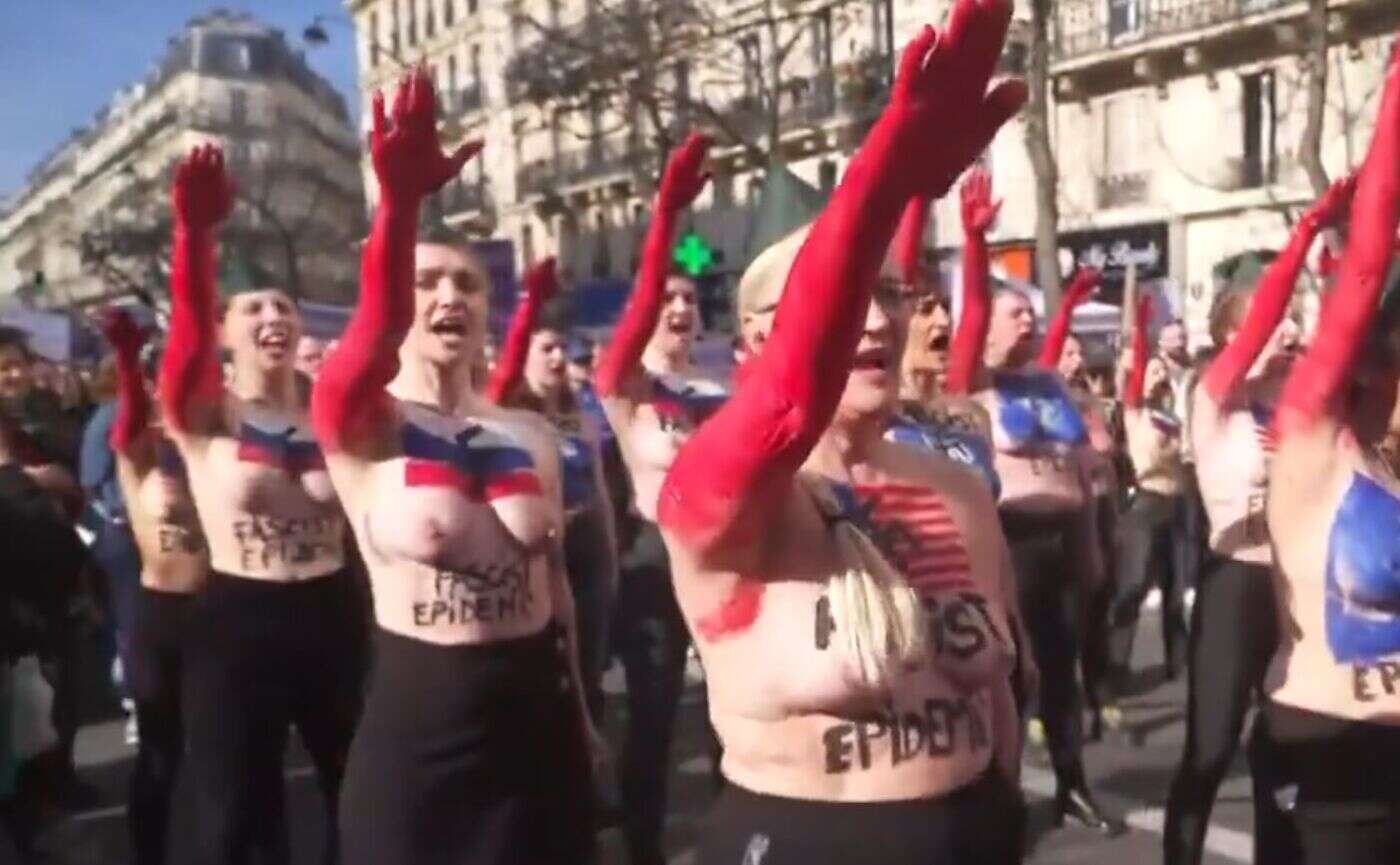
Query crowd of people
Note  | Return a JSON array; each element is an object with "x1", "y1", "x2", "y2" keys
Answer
[{"x1": 2, "y1": 1, "x2": 1399, "y2": 862}]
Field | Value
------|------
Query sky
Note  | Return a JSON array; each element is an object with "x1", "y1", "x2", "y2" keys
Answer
[{"x1": 0, "y1": 1, "x2": 362, "y2": 196}]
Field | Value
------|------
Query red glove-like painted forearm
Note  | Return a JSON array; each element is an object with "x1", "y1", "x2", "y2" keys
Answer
[
  {"x1": 1277, "y1": 64, "x2": 1400, "y2": 435},
  {"x1": 484, "y1": 264, "x2": 554, "y2": 405},
  {"x1": 109, "y1": 340, "x2": 149, "y2": 456},
  {"x1": 944, "y1": 221, "x2": 990, "y2": 395},
  {"x1": 1124, "y1": 305, "x2": 1150, "y2": 409},
  {"x1": 595, "y1": 208, "x2": 678, "y2": 398},
  {"x1": 894, "y1": 195, "x2": 931, "y2": 286},
  {"x1": 658, "y1": 122, "x2": 910, "y2": 553},
  {"x1": 1037, "y1": 271, "x2": 1096, "y2": 369},
  {"x1": 158, "y1": 225, "x2": 223, "y2": 433},
  {"x1": 1201, "y1": 218, "x2": 1318, "y2": 404},
  {"x1": 312, "y1": 197, "x2": 418, "y2": 452}
]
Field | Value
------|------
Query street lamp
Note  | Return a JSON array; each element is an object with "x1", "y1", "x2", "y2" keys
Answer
[{"x1": 303, "y1": 13, "x2": 408, "y2": 69}]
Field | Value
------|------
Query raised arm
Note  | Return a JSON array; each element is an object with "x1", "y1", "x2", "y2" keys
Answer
[
  {"x1": 1124, "y1": 294, "x2": 1152, "y2": 409},
  {"x1": 484, "y1": 258, "x2": 558, "y2": 404},
  {"x1": 158, "y1": 145, "x2": 232, "y2": 435},
  {"x1": 1200, "y1": 175, "x2": 1355, "y2": 405},
  {"x1": 893, "y1": 194, "x2": 931, "y2": 287},
  {"x1": 594, "y1": 134, "x2": 711, "y2": 399},
  {"x1": 659, "y1": 2, "x2": 1025, "y2": 559},
  {"x1": 100, "y1": 309, "x2": 151, "y2": 457},
  {"x1": 1037, "y1": 267, "x2": 1101, "y2": 369},
  {"x1": 312, "y1": 69, "x2": 479, "y2": 453},
  {"x1": 944, "y1": 167, "x2": 1000, "y2": 395},
  {"x1": 1277, "y1": 54, "x2": 1400, "y2": 437}
]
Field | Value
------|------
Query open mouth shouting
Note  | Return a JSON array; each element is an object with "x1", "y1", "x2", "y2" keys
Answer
[{"x1": 257, "y1": 327, "x2": 292, "y2": 357}]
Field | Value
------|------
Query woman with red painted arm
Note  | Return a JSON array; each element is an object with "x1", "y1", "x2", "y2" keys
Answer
[
  {"x1": 1163, "y1": 174, "x2": 1354, "y2": 865},
  {"x1": 1253, "y1": 53, "x2": 1400, "y2": 865},
  {"x1": 485, "y1": 258, "x2": 621, "y2": 725},
  {"x1": 99, "y1": 309, "x2": 208, "y2": 865},
  {"x1": 938, "y1": 157, "x2": 1117, "y2": 830},
  {"x1": 658, "y1": 5, "x2": 1029, "y2": 861},
  {"x1": 157, "y1": 145, "x2": 357, "y2": 865},
  {"x1": 592, "y1": 134, "x2": 722, "y2": 865},
  {"x1": 310, "y1": 70, "x2": 598, "y2": 865},
  {"x1": 1105, "y1": 294, "x2": 1191, "y2": 695},
  {"x1": 886, "y1": 174, "x2": 1003, "y2": 500}
]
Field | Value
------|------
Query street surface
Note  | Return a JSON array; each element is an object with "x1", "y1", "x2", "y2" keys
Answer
[{"x1": 27, "y1": 612, "x2": 1252, "y2": 865}]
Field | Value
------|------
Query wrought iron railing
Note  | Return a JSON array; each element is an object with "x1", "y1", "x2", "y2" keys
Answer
[{"x1": 1055, "y1": 0, "x2": 1292, "y2": 60}]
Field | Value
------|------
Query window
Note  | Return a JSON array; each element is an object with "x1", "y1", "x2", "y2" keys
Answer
[
  {"x1": 819, "y1": 159, "x2": 837, "y2": 193},
  {"x1": 468, "y1": 0, "x2": 477, "y2": 15},
  {"x1": 1108, "y1": 0, "x2": 1143, "y2": 45},
  {"x1": 870, "y1": 0, "x2": 893, "y2": 56},
  {"x1": 739, "y1": 34, "x2": 762, "y2": 100},
  {"x1": 444, "y1": 0, "x2": 454, "y2": 28},
  {"x1": 810, "y1": 10, "x2": 832, "y2": 70},
  {"x1": 1241, "y1": 70, "x2": 1277, "y2": 187},
  {"x1": 230, "y1": 88, "x2": 248, "y2": 126},
  {"x1": 470, "y1": 44, "x2": 481, "y2": 86},
  {"x1": 447, "y1": 55, "x2": 457, "y2": 94},
  {"x1": 1102, "y1": 92, "x2": 1149, "y2": 175},
  {"x1": 426, "y1": 0, "x2": 436, "y2": 38},
  {"x1": 406, "y1": 0, "x2": 417, "y2": 46},
  {"x1": 391, "y1": 1, "x2": 401, "y2": 56}
]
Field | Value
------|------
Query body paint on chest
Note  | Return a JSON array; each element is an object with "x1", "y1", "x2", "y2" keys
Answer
[
  {"x1": 401, "y1": 421, "x2": 542, "y2": 501},
  {"x1": 695, "y1": 580, "x2": 765, "y2": 643},
  {"x1": 236, "y1": 422, "x2": 327, "y2": 474},
  {"x1": 1325, "y1": 472, "x2": 1400, "y2": 664}
]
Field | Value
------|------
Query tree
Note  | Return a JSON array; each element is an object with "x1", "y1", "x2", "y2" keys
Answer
[
  {"x1": 503, "y1": 0, "x2": 870, "y2": 179},
  {"x1": 1297, "y1": 0, "x2": 1331, "y2": 198},
  {"x1": 1022, "y1": 0, "x2": 1061, "y2": 308}
]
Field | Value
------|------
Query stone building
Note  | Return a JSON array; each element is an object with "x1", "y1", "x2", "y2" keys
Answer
[{"x1": 0, "y1": 9, "x2": 365, "y2": 307}]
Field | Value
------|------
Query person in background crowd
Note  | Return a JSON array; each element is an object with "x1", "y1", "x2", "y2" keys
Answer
[
  {"x1": 100, "y1": 308, "x2": 211, "y2": 865},
  {"x1": 967, "y1": 266, "x2": 1119, "y2": 830},
  {"x1": 295, "y1": 335, "x2": 331, "y2": 379},
  {"x1": 485, "y1": 259, "x2": 622, "y2": 727},
  {"x1": 313, "y1": 70, "x2": 599, "y2": 865},
  {"x1": 884, "y1": 172, "x2": 1002, "y2": 500},
  {"x1": 1258, "y1": 52, "x2": 1400, "y2": 864},
  {"x1": 0, "y1": 328, "x2": 82, "y2": 470},
  {"x1": 159, "y1": 144, "x2": 358, "y2": 865},
  {"x1": 595, "y1": 135, "x2": 724, "y2": 865},
  {"x1": 1163, "y1": 174, "x2": 1355, "y2": 865},
  {"x1": 1107, "y1": 297, "x2": 1189, "y2": 706},
  {"x1": 1156, "y1": 316, "x2": 1205, "y2": 610}
]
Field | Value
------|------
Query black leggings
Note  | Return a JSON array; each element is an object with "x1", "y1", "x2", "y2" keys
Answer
[
  {"x1": 126, "y1": 587, "x2": 194, "y2": 865},
  {"x1": 565, "y1": 505, "x2": 615, "y2": 725},
  {"x1": 183, "y1": 570, "x2": 361, "y2": 865},
  {"x1": 1108, "y1": 489, "x2": 1188, "y2": 689},
  {"x1": 1081, "y1": 492, "x2": 1118, "y2": 717},
  {"x1": 340, "y1": 626, "x2": 594, "y2": 865},
  {"x1": 1001, "y1": 511, "x2": 1088, "y2": 792},
  {"x1": 1249, "y1": 702, "x2": 1400, "y2": 865},
  {"x1": 699, "y1": 770, "x2": 1024, "y2": 865},
  {"x1": 1163, "y1": 558, "x2": 1277, "y2": 865},
  {"x1": 613, "y1": 521, "x2": 691, "y2": 865}
]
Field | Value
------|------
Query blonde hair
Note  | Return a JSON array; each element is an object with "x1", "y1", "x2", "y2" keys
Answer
[
  {"x1": 806, "y1": 481, "x2": 929, "y2": 692},
  {"x1": 736, "y1": 225, "x2": 812, "y2": 318}
]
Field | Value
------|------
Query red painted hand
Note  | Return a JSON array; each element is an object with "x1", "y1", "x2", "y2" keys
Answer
[
  {"x1": 886, "y1": 0, "x2": 1027, "y2": 198},
  {"x1": 656, "y1": 133, "x2": 711, "y2": 214},
  {"x1": 1302, "y1": 173, "x2": 1358, "y2": 232},
  {"x1": 172, "y1": 144, "x2": 235, "y2": 230},
  {"x1": 959, "y1": 167, "x2": 1001, "y2": 234},
  {"x1": 100, "y1": 308, "x2": 146, "y2": 356},
  {"x1": 370, "y1": 67, "x2": 482, "y2": 203},
  {"x1": 1064, "y1": 267, "x2": 1102, "y2": 306}
]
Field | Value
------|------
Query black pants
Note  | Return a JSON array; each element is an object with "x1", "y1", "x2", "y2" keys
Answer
[
  {"x1": 1163, "y1": 558, "x2": 1277, "y2": 865},
  {"x1": 340, "y1": 626, "x2": 595, "y2": 865},
  {"x1": 1081, "y1": 493, "x2": 1117, "y2": 717},
  {"x1": 699, "y1": 770, "x2": 1024, "y2": 865},
  {"x1": 565, "y1": 505, "x2": 616, "y2": 725},
  {"x1": 613, "y1": 522, "x2": 690, "y2": 865},
  {"x1": 1001, "y1": 511, "x2": 1089, "y2": 792},
  {"x1": 127, "y1": 588, "x2": 194, "y2": 865},
  {"x1": 183, "y1": 570, "x2": 361, "y2": 865},
  {"x1": 1249, "y1": 702, "x2": 1400, "y2": 865},
  {"x1": 1108, "y1": 489, "x2": 1188, "y2": 690}
]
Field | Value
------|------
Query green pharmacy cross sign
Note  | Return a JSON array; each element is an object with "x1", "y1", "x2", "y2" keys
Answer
[{"x1": 673, "y1": 231, "x2": 715, "y2": 277}]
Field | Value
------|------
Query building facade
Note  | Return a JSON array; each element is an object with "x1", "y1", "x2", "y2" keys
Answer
[
  {"x1": 0, "y1": 10, "x2": 365, "y2": 307},
  {"x1": 345, "y1": 0, "x2": 1399, "y2": 341}
]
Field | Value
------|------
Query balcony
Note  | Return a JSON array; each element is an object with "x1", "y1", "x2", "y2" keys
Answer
[
  {"x1": 515, "y1": 138, "x2": 656, "y2": 199},
  {"x1": 1053, "y1": 0, "x2": 1400, "y2": 99}
]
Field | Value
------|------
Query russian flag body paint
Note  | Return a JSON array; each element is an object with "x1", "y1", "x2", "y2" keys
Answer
[
  {"x1": 236, "y1": 423, "x2": 328, "y2": 474},
  {"x1": 401, "y1": 421, "x2": 542, "y2": 502}
]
